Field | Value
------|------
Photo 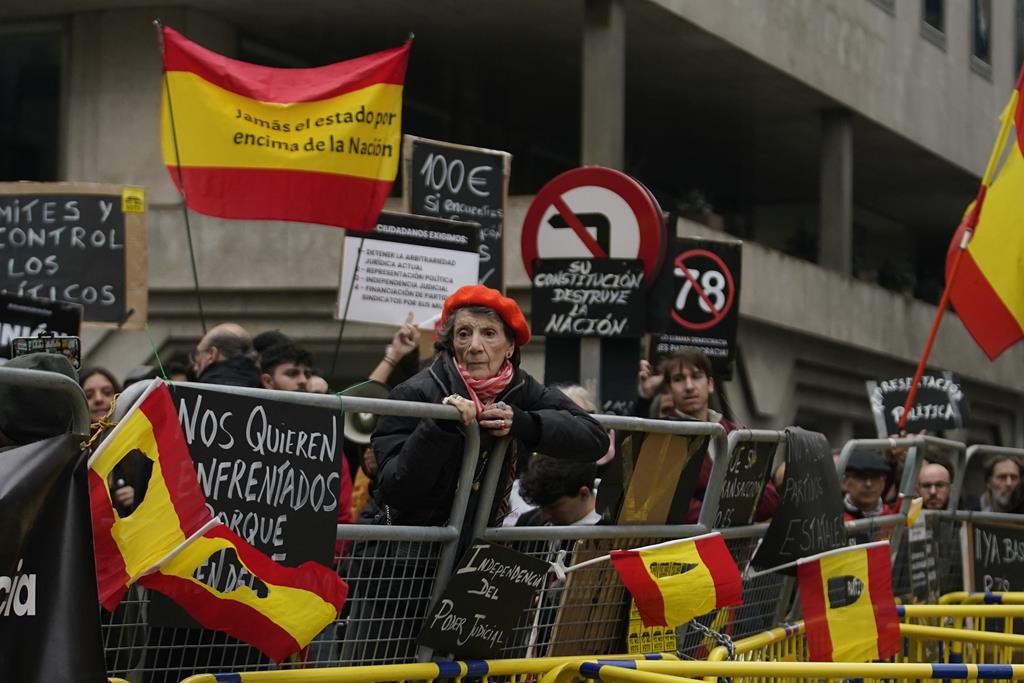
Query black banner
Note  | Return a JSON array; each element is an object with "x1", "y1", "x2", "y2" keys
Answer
[
  {"x1": 968, "y1": 521, "x2": 1024, "y2": 592},
  {"x1": 418, "y1": 539, "x2": 549, "y2": 658},
  {"x1": 0, "y1": 192, "x2": 129, "y2": 323},
  {"x1": 0, "y1": 434, "x2": 106, "y2": 683},
  {"x1": 406, "y1": 136, "x2": 510, "y2": 290},
  {"x1": 531, "y1": 258, "x2": 645, "y2": 338},
  {"x1": 713, "y1": 440, "x2": 777, "y2": 528},
  {"x1": 750, "y1": 427, "x2": 846, "y2": 573},
  {"x1": 653, "y1": 236, "x2": 742, "y2": 380},
  {"x1": 0, "y1": 292, "x2": 81, "y2": 360},
  {"x1": 866, "y1": 371, "x2": 968, "y2": 437}
]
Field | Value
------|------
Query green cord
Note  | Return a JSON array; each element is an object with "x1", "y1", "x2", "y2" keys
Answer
[{"x1": 143, "y1": 323, "x2": 171, "y2": 385}]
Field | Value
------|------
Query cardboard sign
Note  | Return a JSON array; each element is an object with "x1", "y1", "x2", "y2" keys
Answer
[
  {"x1": 654, "y1": 236, "x2": 742, "y2": 380},
  {"x1": 404, "y1": 135, "x2": 511, "y2": 291},
  {"x1": 866, "y1": 371, "x2": 968, "y2": 437},
  {"x1": 0, "y1": 292, "x2": 81, "y2": 359},
  {"x1": 336, "y1": 211, "x2": 480, "y2": 326},
  {"x1": 965, "y1": 521, "x2": 1024, "y2": 592},
  {"x1": 750, "y1": 428, "x2": 846, "y2": 573},
  {"x1": 418, "y1": 539, "x2": 549, "y2": 658},
  {"x1": 0, "y1": 182, "x2": 148, "y2": 328},
  {"x1": 713, "y1": 440, "x2": 778, "y2": 528},
  {"x1": 531, "y1": 258, "x2": 645, "y2": 338}
]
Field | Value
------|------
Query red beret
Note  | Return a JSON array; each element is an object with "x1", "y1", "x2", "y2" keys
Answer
[{"x1": 441, "y1": 285, "x2": 531, "y2": 347}]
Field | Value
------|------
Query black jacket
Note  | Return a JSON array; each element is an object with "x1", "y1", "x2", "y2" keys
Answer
[
  {"x1": 366, "y1": 353, "x2": 609, "y2": 527},
  {"x1": 197, "y1": 356, "x2": 261, "y2": 388}
]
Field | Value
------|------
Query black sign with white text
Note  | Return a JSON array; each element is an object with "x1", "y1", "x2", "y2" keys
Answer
[
  {"x1": 0, "y1": 292, "x2": 81, "y2": 359},
  {"x1": 406, "y1": 136, "x2": 510, "y2": 290},
  {"x1": 866, "y1": 371, "x2": 968, "y2": 437},
  {"x1": 418, "y1": 539, "x2": 549, "y2": 659},
  {"x1": 532, "y1": 258, "x2": 645, "y2": 338},
  {"x1": 714, "y1": 440, "x2": 777, "y2": 528},
  {"x1": 968, "y1": 521, "x2": 1024, "y2": 593}
]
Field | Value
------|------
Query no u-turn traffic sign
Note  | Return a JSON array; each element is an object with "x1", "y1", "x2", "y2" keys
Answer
[{"x1": 520, "y1": 167, "x2": 665, "y2": 282}]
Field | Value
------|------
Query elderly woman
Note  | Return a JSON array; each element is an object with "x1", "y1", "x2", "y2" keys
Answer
[{"x1": 366, "y1": 284, "x2": 609, "y2": 527}]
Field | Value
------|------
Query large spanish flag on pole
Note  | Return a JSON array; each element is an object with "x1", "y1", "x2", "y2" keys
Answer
[
  {"x1": 796, "y1": 541, "x2": 900, "y2": 662},
  {"x1": 88, "y1": 379, "x2": 217, "y2": 610},
  {"x1": 946, "y1": 68, "x2": 1024, "y2": 359},
  {"x1": 159, "y1": 25, "x2": 410, "y2": 232},
  {"x1": 610, "y1": 533, "x2": 742, "y2": 628}
]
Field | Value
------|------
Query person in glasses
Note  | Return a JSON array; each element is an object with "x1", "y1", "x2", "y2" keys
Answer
[{"x1": 916, "y1": 461, "x2": 952, "y2": 511}]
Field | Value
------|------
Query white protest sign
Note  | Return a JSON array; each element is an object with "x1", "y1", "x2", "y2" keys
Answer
[{"x1": 337, "y1": 211, "x2": 481, "y2": 326}]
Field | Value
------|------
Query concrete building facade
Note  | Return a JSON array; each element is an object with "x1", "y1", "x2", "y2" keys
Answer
[{"x1": 2, "y1": 0, "x2": 1022, "y2": 447}]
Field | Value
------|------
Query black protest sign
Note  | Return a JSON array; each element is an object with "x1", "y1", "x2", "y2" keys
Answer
[
  {"x1": 654, "y1": 236, "x2": 741, "y2": 380},
  {"x1": 866, "y1": 371, "x2": 968, "y2": 437},
  {"x1": 170, "y1": 386, "x2": 341, "y2": 567},
  {"x1": 531, "y1": 258, "x2": 645, "y2": 338},
  {"x1": 419, "y1": 539, "x2": 549, "y2": 658},
  {"x1": 713, "y1": 440, "x2": 778, "y2": 528},
  {"x1": 0, "y1": 183, "x2": 148, "y2": 327},
  {"x1": 0, "y1": 434, "x2": 107, "y2": 683},
  {"x1": 750, "y1": 427, "x2": 846, "y2": 573},
  {"x1": 404, "y1": 136, "x2": 511, "y2": 290},
  {"x1": 966, "y1": 521, "x2": 1024, "y2": 592},
  {"x1": 0, "y1": 292, "x2": 81, "y2": 359}
]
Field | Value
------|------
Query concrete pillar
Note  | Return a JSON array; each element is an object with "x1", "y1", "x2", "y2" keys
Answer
[
  {"x1": 818, "y1": 109, "x2": 853, "y2": 274},
  {"x1": 581, "y1": 0, "x2": 625, "y2": 168}
]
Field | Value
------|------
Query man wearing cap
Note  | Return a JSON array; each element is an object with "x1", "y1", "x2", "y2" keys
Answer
[{"x1": 842, "y1": 451, "x2": 898, "y2": 521}]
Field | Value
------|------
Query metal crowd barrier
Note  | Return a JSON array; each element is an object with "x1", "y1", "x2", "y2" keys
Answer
[{"x1": 0, "y1": 364, "x2": 91, "y2": 437}]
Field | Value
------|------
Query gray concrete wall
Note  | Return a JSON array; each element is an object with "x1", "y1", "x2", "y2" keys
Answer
[{"x1": 654, "y1": 0, "x2": 1016, "y2": 176}]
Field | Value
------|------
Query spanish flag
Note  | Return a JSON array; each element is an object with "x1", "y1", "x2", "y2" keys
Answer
[
  {"x1": 796, "y1": 541, "x2": 900, "y2": 662},
  {"x1": 88, "y1": 379, "x2": 216, "y2": 611},
  {"x1": 139, "y1": 524, "x2": 348, "y2": 662},
  {"x1": 946, "y1": 68, "x2": 1024, "y2": 359},
  {"x1": 610, "y1": 533, "x2": 742, "y2": 628},
  {"x1": 160, "y1": 25, "x2": 409, "y2": 232}
]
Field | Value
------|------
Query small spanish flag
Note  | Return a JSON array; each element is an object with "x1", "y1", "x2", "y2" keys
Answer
[
  {"x1": 796, "y1": 541, "x2": 900, "y2": 662},
  {"x1": 88, "y1": 379, "x2": 216, "y2": 610},
  {"x1": 610, "y1": 533, "x2": 742, "y2": 628},
  {"x1": 160, "y1": 25, "x2": 409, "y2": 232},
  {"x1": 139, "y1": 525, "x2": 348, "y2": 662}
]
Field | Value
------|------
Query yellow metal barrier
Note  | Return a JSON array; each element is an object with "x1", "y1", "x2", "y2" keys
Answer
[
  {"x1": 940, "y1": 591, "x2": 1024, "y2": 605},
  {"x1": 178, "y1": 653, "x2": 678, "y2": 683}
]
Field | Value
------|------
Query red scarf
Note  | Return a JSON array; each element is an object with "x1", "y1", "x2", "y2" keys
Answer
[{"x1": 455, "y1": 360, "x2": 514, "y2": 416}]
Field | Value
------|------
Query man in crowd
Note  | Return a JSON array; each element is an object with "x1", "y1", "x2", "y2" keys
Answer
[
  {"x1": 970, "y1": 455, "x2": 1021, "y2": 513},
  {"x1": 516, "y1": 455, "x2": 602, "y2": 526},
  {"x1": 842, "y1": 451, "x2": 898, "y2": 520},
  {"x1": 191, "y1": 322, "x2": 261, "y2": 387},
  {"x1": 259, "y1": 342, "x2": 314, "y2": 392},
  {"x1": 917, "y1": 461, "x2": 952, "y2": 511}
]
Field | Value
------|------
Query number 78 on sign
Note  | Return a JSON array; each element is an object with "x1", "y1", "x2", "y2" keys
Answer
[{"x1": 670, "y1": 248, "x2": 737, "y2": 332}]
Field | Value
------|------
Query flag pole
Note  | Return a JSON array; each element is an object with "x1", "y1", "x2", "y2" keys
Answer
[
  {"x1": 155, "y1": 20, "x2": 208, "y2": 335},
  {"x1": 896, "y1": 75, "x2": 1021, "y2": 432}
]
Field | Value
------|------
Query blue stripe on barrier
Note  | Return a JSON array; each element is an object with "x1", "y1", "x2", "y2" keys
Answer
[
  {"x1": 984, "y1": 593, "x2": 1003, "y2": 604},
  {"x1": 580, "y1": 662, "x2": 604, "y2": 679},
  {"x1": 213, "y1": 675, "x2": 242, "y2": 683},
  {"x1": 436, "y1": 661, "x2": 463, "y2": 678},
  {"x1": 977, "y1": 665, "x2": 1015, "y2": 678},
  {"x1": 896, "y1": 605, "x2": 906, "y2": 617},
  {"x1": 644, "y1": 654, "x2": 663, "y2": 660},
  {"x1": 464, "y1": 660, "x2": 489, "y2": 677},
  {"x1": 931, "y1": 664, "x2": 969, "y2": 679},
  {"x1": 597, "y1": 660, "x2": 637, "y2": 669}
]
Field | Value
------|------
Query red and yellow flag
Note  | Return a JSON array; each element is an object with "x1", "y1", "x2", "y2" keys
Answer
[
  {"x1": 159, "y1": 26, "x2": 409, "y2": 231},
  {"x1": 88, "y1": 380, "x2": 216, "y2": 611},
  {"x1": 796, "y1": 542, "x2": 900, "y2": 662},
  {"x1": 610, "y1": 533, "x2": 742, "y2": 628},
  {"x1": 139, "y1": 524, "x2": 348, "y2": 662},
  {"x1": 946, "y1": 69, "x2": 1024, "y2": 359}
]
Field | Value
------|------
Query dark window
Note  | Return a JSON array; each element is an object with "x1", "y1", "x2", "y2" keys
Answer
[
  {"x1": 924, "y1": 0, "x2": 945, "y2": 33},
  {"x1": 972, "y1": 0, "x2": 993, "y2": 66},
  {"x1": 1016, "y1": 0, "x2": 1024, "y2": 75},
  {"x1": 0, "y1": 27, "x2": 63, "y2": 181}
]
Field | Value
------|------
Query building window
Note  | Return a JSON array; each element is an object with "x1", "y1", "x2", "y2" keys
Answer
[
  {"x1": 971, "y1": 0, "x2": 993, "y2": 78},
  {"x1": 0, "y1": 25, "x2": 63, "y2": 181},
  {"x1": 922, "y1": 0, "x2": 946, "y2": 48},
  {"x1": 1016, "y1": 0, "x2": 1024, "y2": 75}
]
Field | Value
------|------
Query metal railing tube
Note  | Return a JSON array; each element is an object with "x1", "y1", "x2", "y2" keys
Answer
[{"x1": 0, "y1": 365, "x2": 90, "y2": 437}]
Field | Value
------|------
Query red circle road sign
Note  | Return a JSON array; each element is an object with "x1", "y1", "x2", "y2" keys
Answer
[
  {"x1": 670, "y1": 248, "x2": 735, "y2": 331},
  {"x1": 521, "y1": 167, "x2": 665, "y2": 281}
]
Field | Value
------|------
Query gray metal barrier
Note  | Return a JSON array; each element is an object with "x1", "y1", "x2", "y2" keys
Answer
[{"x1": 0, "y1": 364, "x2": 91, "y2": 437}]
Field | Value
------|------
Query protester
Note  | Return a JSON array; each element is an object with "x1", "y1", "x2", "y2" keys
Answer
[
  {"x1": 842, "y1": 451, "x2": 898, "y2": 521},
  {"x1": 638, "y1": 348, "x2": 777, "y2": 524},
  {"x1": 917, "y1": 461, "x2": 953, "y2": 511},
  {"x1": 259, "y1": 342, "x2": 314, "y2": 392},
  {"x1": 969, "y1": 455, "x2": 1021, "y2": 513},
  {"x1": 190, "y1": 322, "x2": 261, "y2": 387},
  {"x1": 516, "y1": 455, "x2": 603, "y2": 526},
  {"x1": 81, "y1": 366, "x2": 120, "y2": 424}
]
